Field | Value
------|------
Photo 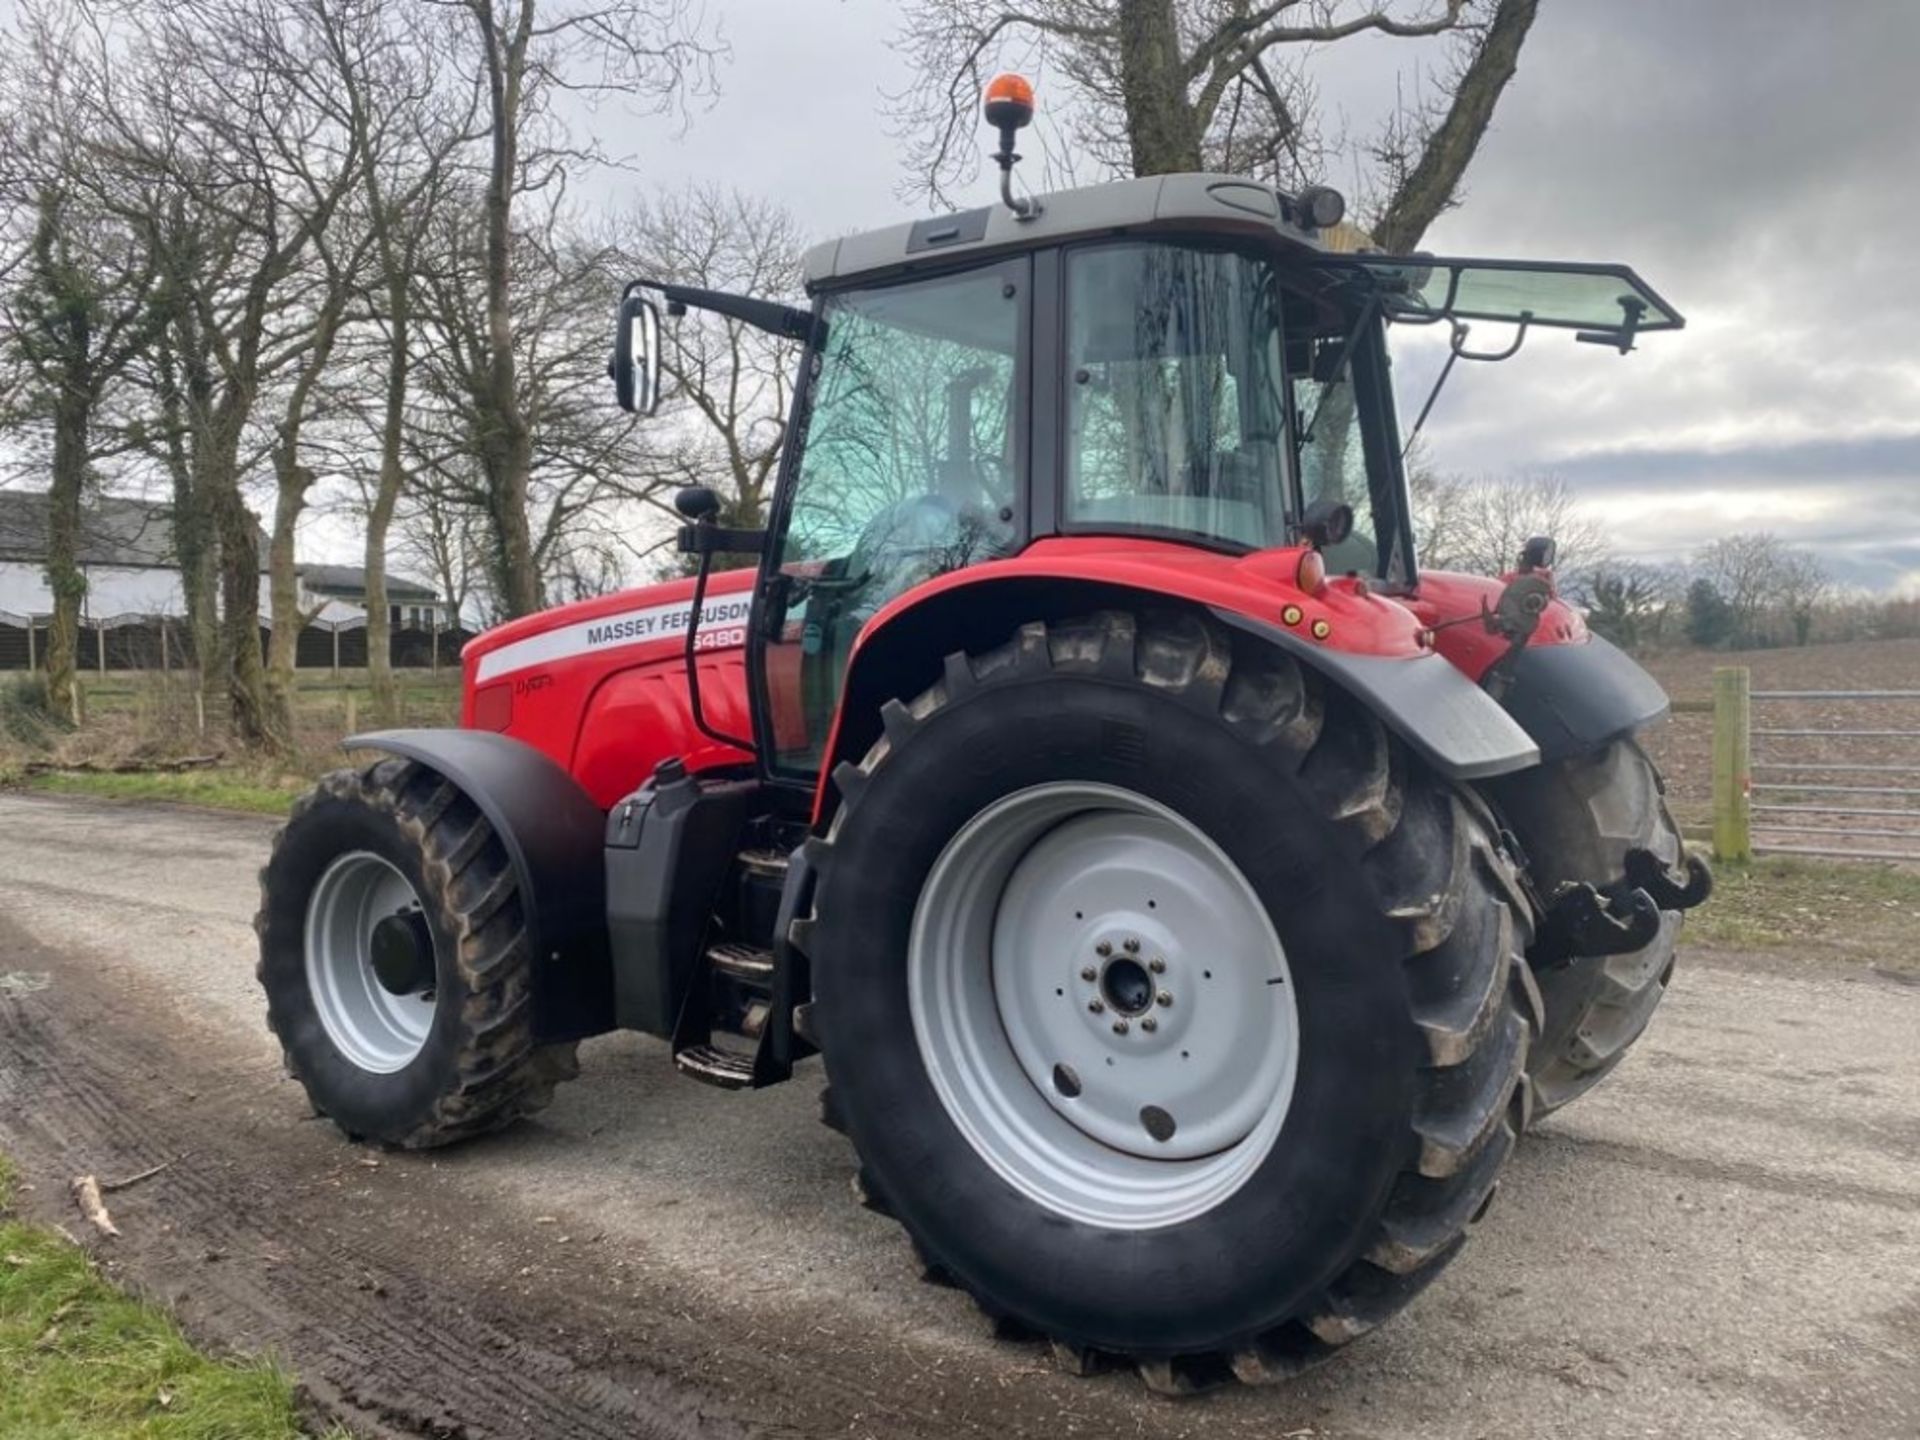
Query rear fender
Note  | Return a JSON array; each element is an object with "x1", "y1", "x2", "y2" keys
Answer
[
  {"x1": 818, "y1": 569, "x2": 1540, "y2": 825},
  {"x1": 344, "y1": 729, "x2": 614, "y2": 1043}
]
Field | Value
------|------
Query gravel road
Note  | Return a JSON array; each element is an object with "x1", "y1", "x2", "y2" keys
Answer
[{"x1": 1, "y1": 791, "x2": 1916, "y2": 1439}]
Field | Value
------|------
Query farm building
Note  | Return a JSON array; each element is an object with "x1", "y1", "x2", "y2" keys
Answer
[{"x1": 0, "y1": 490, "x2": 269, "y2": 619}]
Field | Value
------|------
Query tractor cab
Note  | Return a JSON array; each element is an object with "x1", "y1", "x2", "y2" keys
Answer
[{"x1": 612, "y1": 153, "x2": 1680, "y2": 785}]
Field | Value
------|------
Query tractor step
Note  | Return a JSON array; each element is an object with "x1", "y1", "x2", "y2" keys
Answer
[
  {"x1": 673, "y1": 1043, "x2": 761, "y2": 1090},
  {"x1": 709, "y1": 940, "x2": 776, "y2": 983}
]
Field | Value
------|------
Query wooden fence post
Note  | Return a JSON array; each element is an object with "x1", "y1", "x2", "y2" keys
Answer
[
  {"x1": 345, "y1": 688, "x2": 357, "y2": 736},
  {"x1": 1712, "y1": 665, "x2": 1752, "y2": 863},
  {"x1": 25, "y1": 618, "x2": 35, "y2": 672}
]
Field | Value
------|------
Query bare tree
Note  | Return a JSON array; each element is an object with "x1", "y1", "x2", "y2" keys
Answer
[
  {"x1": 83, "y1": 0, "x2": 368, "y2": 747},
  {"x1": 0, "y1": 4, "x2": 166, "y2": 720},
  {"x1": 1410, "y1": 468, "x2": 1611, "y2": 577},
  {"x1": 436, "y1": 0, "x2": 721, "y2": 618},
  {"x1": 394, "y1": 479, "x2": 484, "y2": 628},
  {"x1": 411, "y1": 197, "x2": 660, "y2": 611},
  {"x1": 312, "y1": 0, "x2": 475, "y2": 722},
  {"x1": 614, "y1": 186, "x2": 807, "y2": 544},
  {"x1": 1572, "y1": 559, "x2": 1681, "y2": 651},
  {"x1": 1695, "y1": 532, "x2": 1829, "y2": 648},
  {"x1": 891, "y1": 0, "x2": 1539, "y2": 252}
]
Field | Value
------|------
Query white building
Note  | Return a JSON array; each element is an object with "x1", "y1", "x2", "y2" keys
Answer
[
  {"x1": 296, "y1": 564, "x2": 451, "y2": 631},
  {"x1": 0, "y1": 491, "x2": 269, "y2": 619}
]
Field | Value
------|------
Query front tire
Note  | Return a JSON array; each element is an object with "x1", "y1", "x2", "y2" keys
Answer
[
  {"x1": 1485, "y1": 740, "x2": 1689, "y2": 1116},
  {"x1": 801, "y1": 612, "x2": 1539, "y2": 1391},
  {"x1": 256, "y1": 758, "x2": 579, "y2": 1148}
]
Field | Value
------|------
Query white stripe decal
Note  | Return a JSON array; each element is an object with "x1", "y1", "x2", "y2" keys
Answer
[{"x1": 472, "y1": 593, "x2": 753, "y2": 684}]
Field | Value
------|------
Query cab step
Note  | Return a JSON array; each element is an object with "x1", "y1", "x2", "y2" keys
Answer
[
  {"x1": 709, "y1": 940, "x2": 776, "y2": 983},
  {"x1": 673, "y1": 1043, "x2": 760, "y2": 1090}
]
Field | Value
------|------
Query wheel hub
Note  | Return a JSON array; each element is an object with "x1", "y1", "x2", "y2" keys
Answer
[
  {"x1": 304, "y1": 852, "x2": 438, "y2": 1074},
  {"x1": 1098, "y1": 954, "x2": 1155, "y2": 1016},
  {"x1": 369, "y1": 909, "x2": 434, "y2": 997},
  {"x1": 909, "y1": 782, "x2": 1299, "y2": 1230}
]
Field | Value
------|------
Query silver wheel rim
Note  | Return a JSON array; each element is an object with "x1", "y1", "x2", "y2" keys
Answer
[
  {"x1": 304, "y1": 851, "x2": 437, "y2": 1074},
  {"x1": 909, "y1": 782, "x2": 1298, "y2": 1230}
]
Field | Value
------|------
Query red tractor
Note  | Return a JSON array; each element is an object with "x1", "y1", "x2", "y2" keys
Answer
[{"x1": 258, "y1": 79, "x2": 1710, "y2": 1392}]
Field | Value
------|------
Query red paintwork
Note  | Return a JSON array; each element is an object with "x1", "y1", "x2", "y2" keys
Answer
[
  {"x1": 1403, "y1": 569, "x2": 1589, "y2": 682},
  {"x1": 461, "y1": 568, "x2": 759, "y2": 809},
  {"x1": 455, "y1": 539, "x2": 1589, "y2": 813}
]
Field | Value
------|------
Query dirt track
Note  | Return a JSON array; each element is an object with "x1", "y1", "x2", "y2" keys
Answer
[{"x1": 2, "y1": 791, "x2": 1917, "y2": 1440}]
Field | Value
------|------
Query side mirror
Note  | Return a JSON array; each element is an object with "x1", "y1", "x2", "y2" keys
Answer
[{"x1": 609, "y1": 293, "x2": 662, "y2": 415}]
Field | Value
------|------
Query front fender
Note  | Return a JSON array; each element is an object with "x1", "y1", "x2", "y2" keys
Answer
[
  {"x1": 1494, "y1": 634, "x2": 1671, "y2": 762},
  {"x1": 1209, "y1": 610, "x2": 1541, "y2": 781},
  {"x1": 344, "y1": 728, "x2": 613, "y2": 1043}
]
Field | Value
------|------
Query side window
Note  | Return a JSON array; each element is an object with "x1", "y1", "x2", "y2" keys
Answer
[
  {"x1": 781, "y1": 267, "x2": 1021, "y2": 570},
  {"x1": 1288, "y1": 320, "x2": 1410, "y2": 584},
  {"x1": 1063, "y1": 244, "x2": 1289, "y2": 551},
  {"x1": 769, "y1": 263, "x2": 1024, "y2": 777}
]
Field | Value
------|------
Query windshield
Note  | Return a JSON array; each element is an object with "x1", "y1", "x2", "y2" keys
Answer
[
  {"x1": 1321, "y1": 255, "x2": 1683, "y2": 341},
  {"x1": 1064, "y1": 244, "x2": 1292, "y2": 549}
]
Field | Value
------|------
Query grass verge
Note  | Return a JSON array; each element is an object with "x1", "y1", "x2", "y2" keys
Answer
[
  {"x1": 1688, "y1": 855, "x2": 1920, "y2": 967},
  {"x1": 21, "y1": 770, "x2": 301, "y2": 816},
  {"x1": 0, "y1": 1155, "x2": 334, "y2": 1438}
]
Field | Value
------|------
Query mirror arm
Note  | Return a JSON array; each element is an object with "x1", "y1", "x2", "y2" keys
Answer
[{"x1": 624, "y1": 278, "x2": 814, "y2": 341}]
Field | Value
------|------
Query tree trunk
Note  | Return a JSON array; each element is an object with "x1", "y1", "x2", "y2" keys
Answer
[
  {"x1": 1371, "y1": 0, "x2": 1541, "y2": 253},
  {"x1": 211, "y1": 465, "x2": 278, "y2": 749},
  {"x1": 365, "y1": 278, "x2": 411, "y2": 726},
  {"x1": 474, "y1": 13, "x2": 542, "y2": 618},
  {"x1": 1116, "y1": 0, "x2": 1205, "y2": 175},
  {"x1": 43, "y1": 395, "x2": 90, "y2": 721},
  {"x1": 264, "y1": 456, "x2": 307, "y2": 742}
]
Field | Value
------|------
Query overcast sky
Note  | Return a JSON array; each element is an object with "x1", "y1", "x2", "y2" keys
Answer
[{"x1": 588, "y1": 0, "x2": 1919, "y2": 592}]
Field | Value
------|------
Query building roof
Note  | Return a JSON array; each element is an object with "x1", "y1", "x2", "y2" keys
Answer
[
  {"x1": 802, "y1": 173, "x2": 1333, "y2": 291},
  {"x1": 298, "y1": 563, "x2": 439, "y2": 602},
  {"x1": 0, "y1": 490, "x2": 267, "y2": 570}
]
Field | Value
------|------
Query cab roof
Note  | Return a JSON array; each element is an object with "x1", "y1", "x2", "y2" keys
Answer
[{"x1": 801, "y1": 173, "x2": 1357, "y2": 293}]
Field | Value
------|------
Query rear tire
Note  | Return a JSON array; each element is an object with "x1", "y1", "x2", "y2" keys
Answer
[
  {"x1": 256, "y1": 758, "x2": 579, "y2": 1148},
  {"x1": 1484, "y1": 740, "x2": 1686, "y2": 1116},
  {"x1": 799, "y1": 612, "x2": 1538, "y2": 1391}
]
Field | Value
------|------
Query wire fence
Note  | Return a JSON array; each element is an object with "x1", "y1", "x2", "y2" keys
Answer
[
  {"x1": 0, "y1": 610, "x2": 475, "y2": 674},
  {"x1": 1711, "y1": 667, "x2": 1920, "y2": 863}
]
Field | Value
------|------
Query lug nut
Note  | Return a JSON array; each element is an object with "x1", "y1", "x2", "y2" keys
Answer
[
  {"x1": 1080, "y1": 965, "x2": 1098, "y2": 981},
  {"x1": 1148, "y1": 957, "x2": 1166, "y2": 974},
  {"x1": 1156, "y1": 990, "x2": 1174, "y2": 1008},
  {"x1": 1096, "y1": 940, "x2": 1113, "y2": 957},
  {"x1": 1123, "y1": 937, "x2": 1140, "y2": 953},
  {"x1": 1111, "y1": 1019, "x2": 1130, "y2": 1035},
  {"x1": 1140, "y1": 1016, "x2": 1158, "y2": 1033},
  {"x1": 1088, "y1": 998, "x2": 1105, "y2": 1014}
]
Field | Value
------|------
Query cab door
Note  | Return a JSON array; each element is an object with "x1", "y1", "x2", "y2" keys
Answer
[{"x1": 754, "y1": 259, "x2": 1029, "y2": 782}]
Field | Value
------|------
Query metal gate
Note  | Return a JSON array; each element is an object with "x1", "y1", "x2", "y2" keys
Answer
[{"x1": 1712, "y1": 666, "x2": 1920, "y2": 863}]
